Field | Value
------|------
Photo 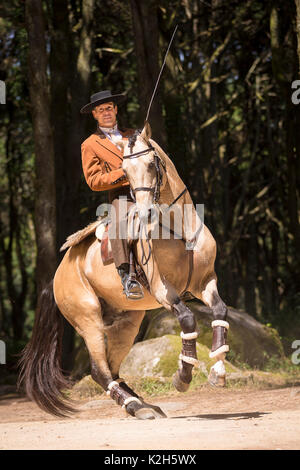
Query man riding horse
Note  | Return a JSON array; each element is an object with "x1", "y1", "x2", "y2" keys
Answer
[
  {"x1": 18, "y1": 96, "x2": 230, "y2": 418},
  {"x1": 80, "y1": 90, "x2": 144, "y2": 300}
]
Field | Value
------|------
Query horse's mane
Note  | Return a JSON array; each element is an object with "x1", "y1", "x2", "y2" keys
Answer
[{"x1": 60, "y1": 220, "x2": 99, "y2": 252}]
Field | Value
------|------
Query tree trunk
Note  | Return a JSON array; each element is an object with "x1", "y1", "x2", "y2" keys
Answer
[
  {"x1": 130, "y1": 0, "x2": 166, "y2": 146},
  {"x1": 49, "y1": 0, "x2": 95, "y2": 372},
  {"x1": 50, "y1": 0, "x2": 69, "y2": 255},
  {"x1": 270, "y1": 4, "x2": 300, "y2": 258},
  {"x1": 295, "y1": 0, "x2": 300, "y2": 76},
  {"x1": 51, "y1": 0, "x2": 95, "y2": 253},
  {"x1": 25, "y1": 0, "x2": 57, "y2": 295}
]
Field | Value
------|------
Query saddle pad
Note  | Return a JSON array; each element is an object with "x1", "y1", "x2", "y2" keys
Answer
[
  {"x1": 95, "y1": 220, "x2": 107, "y2": 240},
  {"x1": 95, "y1": 220, "x2": 113, "y2": 264}
]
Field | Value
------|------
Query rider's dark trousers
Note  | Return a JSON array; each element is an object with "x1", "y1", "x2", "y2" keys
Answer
[{"x1": 108, "y1": 186, "x2": 135, "y2": 269}]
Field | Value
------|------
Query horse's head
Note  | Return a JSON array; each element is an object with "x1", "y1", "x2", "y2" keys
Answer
[{"x1": 122, "y1": 122, "x2": 166, "y2": 220}]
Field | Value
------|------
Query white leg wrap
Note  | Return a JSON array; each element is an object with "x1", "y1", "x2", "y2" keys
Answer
[
  {"x1": 179, "y1": 353, "x2": 200, "y2": 368},
  {"x1": 122, "y1": 397, "x2": 142, "y2": 409},
  {"x1": 211, "y1": 359, "x2": 226, "y2": 377},
  {"x1": 107, "y1": 381, "x2": 143, "y2": 408},
  {"x1": 211, "y1": 320, "x2": 229, "y2": 329},
  {"x1": 180, "y1": 331, "x2": 198, "y2": 340},
  {"x1": 209, "y1": 344, "x2": 229, "y2": 358},
  {"x1": 106, "y1": 380, "x2": 120, "y2": 396}
]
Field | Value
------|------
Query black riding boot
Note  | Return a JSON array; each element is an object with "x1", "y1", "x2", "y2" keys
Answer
[{"x1": 117, "y1": 263, "x2": 144, "y2": 300}]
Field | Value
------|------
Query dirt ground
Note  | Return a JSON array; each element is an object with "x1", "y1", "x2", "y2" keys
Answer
[{"x1": 1, "y1": 385, "x2": 300, "y2": 451}]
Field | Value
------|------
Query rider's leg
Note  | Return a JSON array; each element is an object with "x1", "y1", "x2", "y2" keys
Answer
[{"x1": 108, "y1": 188, "x2": 143, "y2": 299}]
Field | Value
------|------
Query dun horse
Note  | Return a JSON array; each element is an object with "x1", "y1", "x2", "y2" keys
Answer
[{"x1": 18, "y1": 123, "x2": 229, "y2": 420}]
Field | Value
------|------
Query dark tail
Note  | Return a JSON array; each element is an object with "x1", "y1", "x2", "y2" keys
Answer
[{"x1": 17, "y1": 280, "x2": 76, "y2": 417}]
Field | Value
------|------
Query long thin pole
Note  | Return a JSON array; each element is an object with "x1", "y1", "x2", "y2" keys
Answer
[{"x1": 145, "y1": 24, "x2": 178, "y2": 123}]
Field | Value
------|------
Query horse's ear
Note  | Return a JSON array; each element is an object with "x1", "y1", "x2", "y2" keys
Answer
[{"x1": 141, "y1": 121, "x2": 152, "y2": 141}]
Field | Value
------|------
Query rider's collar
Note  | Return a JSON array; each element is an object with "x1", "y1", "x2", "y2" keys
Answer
[{"x1": 99, "y1": 123, "x2": 119, "y2": 135}]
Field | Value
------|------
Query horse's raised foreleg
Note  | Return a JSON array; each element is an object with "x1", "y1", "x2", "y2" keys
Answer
[
  {"x1": 147, "y1": 274, "x2": 199, "y2": 392},
  {"x1": 172, "y1": 299, "x2": 199, "y2": 392},
  {"x1": 201, "y1": 277, "x2": 229, "y2": 387}
]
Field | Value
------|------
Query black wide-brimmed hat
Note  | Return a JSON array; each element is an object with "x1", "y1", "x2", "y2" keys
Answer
[{"x1": 80, "y1": 90, "x2": 126, "y2": 114}]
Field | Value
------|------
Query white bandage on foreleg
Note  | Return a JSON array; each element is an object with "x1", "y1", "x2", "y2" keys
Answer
[
  {"x1": 211, "y1": 359, "x2": 226, "y2": 377},
  {"x1": 209, "y1": 344, "x2": 229, "y2": 358},
  {"x1": 122, "y1": 397, "x2": 142, "y2": 409},
  {"x1": 180, "y1": 331, "x2": 198, "y2": 340},
  {"x1": 211, "y1": 320, "x2": 229, "y2": 329},
  {"x1": 106, "y1": 380, "x2": 119, "y2": 396},
  {"x1": 179, "y1": 353, "x2": 200, "y2": 368}
]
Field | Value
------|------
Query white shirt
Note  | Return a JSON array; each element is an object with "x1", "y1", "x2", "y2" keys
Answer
[{"x1": 99, "y1": 124, "x2": 123, "y2": 150}]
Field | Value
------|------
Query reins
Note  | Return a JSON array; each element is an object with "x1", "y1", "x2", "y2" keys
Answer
[
  {"x1": 123, "y1": 145, "x2": 165, "y2": 204},
  {"x1": 123, "y1": 143, "x2": 188, "y2": 266}
]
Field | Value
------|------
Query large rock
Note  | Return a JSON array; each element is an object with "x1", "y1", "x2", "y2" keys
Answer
[
  {"x1": 142, "y1": 301, "x2": 285, "y2": 368},
  {"x1": 71, "y1": 301, "x2": 285, "y2": 380},
  {"x1": 120, "y1": 334, "x2": 237, "y2": 379}
]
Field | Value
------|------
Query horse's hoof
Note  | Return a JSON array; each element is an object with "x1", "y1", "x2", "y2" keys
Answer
[
  {"x1": 172, "y1": 370, "x2": 190, "y2": 392},
  {"x1": 208, "y1": 367, "x2": 226, "y2": 387},
  {"x1": 150, "y1": 405, "x2": 167, "y2": 419},
  {"x1": 126, "y1": 399, "x2": 167, "y2": 420},
  {"x1": 134, "y1": 407, "x2": 159, "y2": 420},
  {"x1": 135, "y1": 403, "x2": 167, "y2": 420}
]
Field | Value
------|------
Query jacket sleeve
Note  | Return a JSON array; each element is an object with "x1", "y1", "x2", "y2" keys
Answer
[{"x1": 81, "y1": 142, "x2": 127, "y2": 191}]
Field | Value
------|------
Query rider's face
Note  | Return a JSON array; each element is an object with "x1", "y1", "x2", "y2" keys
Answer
[{"x1": 92, "y1": 102, "x2": 118, "y2": 128}]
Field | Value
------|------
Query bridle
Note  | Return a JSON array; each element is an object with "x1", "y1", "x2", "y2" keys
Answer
[
  {"x1": 123, "y1": 142, "x2": 188, "y2": 266},
  {"x1": 122, "y1": 144, "x2": 187, "y2": 207},
  {"x1": 122, "y1": 145, "x2": 165, "y2": 204}
]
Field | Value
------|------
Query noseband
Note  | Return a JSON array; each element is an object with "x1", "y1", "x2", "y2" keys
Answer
[{"x1": 122, "y1": 146, "x2": 165, "y2": 203}]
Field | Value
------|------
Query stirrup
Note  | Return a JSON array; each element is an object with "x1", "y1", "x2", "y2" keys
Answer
[{"x1": 123, "y1": 274, "x2": 144, "y2": 300}]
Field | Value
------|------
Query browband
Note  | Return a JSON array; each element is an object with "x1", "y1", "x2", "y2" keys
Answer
[{"x1": 122, "y1": 146, "x2": 155, "y2": 159}]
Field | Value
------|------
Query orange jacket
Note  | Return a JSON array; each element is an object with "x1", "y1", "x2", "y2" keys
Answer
[{"x1": 81, "y1": 128, "x2": 134, "y2": 191}]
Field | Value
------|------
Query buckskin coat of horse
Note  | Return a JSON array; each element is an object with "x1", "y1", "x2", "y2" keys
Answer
[{"x1": 18, "y1": 123, "x2": 229, "y2": 420}]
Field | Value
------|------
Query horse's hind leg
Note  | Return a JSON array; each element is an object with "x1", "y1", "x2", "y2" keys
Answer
[
  {"x1": 104, "y1": 309, "x2": 145, "y2": 380},
  {"x1": 58, "y1": 291, "x2": 163, "y2": 419},
  {"x1": 104, "y1": 309, "x2": 166, "y2": 419},
  {"x1": 200, "y1": 276, "x2": 229, "y2": 387},
  {"x1": 58, "y1": 294, "x2": 114, "y2": 391}
]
